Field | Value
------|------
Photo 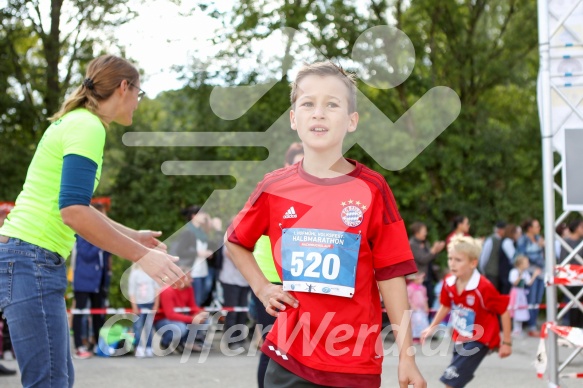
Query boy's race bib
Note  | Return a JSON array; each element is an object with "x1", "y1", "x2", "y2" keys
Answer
[
  {"x1": 281, "y1": 228, "x2": 360, "y2": 298},
  {"x1": 451, "y1": 303, "x2": 476, "y2": 338}
]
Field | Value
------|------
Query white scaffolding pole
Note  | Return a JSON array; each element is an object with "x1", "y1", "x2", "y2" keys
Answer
[
  {"x1": 537, "y1": 1, "x2": 559, "y2": 383},
  {"x1": 538, "y1": 1, "x2": 583, "y2": 385}
]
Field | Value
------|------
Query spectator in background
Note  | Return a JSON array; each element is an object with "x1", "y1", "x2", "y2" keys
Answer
[
  {"x1": 509, "y1": 255, "x2": 541, "y2": 337},
  {"x1": 479, "y1": 221, "x2": 506, "y2": 291},
  {"x1": 201, "y1": 215, "x2": 224, "y2": 306},
  {"x1": 497, "y1": 224, "x2": 520, "y2": 295},
  {"x1": 560, "y1": 219, "x2": 583, "y2": 328},
  {"x1": 517, "y1": 218, "x2": 545, "y2": 337},
  {"x1": 171, "y1": 206, "x2": 214, "y2": 307},
  {"x1": 71, "y1": 204, "x2": 112, "y2": 359},
  {"x1": 219, "y1": 237, "x2": 251, "y2": 350},
  {"x1": 128, "y1": 263, "x2": 159, "y2": 358},
  {"x1": 409, "y1": 221, "x2": 445, "y2": 309},
  {"x1": 407, "y1": 272, "x2": 429, "y2": 344},
  {"x1": 0, "y1": 209, "x2": 16, "y2": 376},
  {"x1": 555, "y1": 222, "x2": 571, "y2": 260},
  {"x1": 154, "y1": 271, "x2": 208, "y2": 353},
  {"x1": 445, "y1": 215, "x2": 471, "y2": 249}
]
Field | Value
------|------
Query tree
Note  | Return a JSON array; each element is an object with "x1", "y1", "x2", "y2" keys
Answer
[
  {"x1": 0, "y1": 0, "x2": 138, "y2": 200},
  {"x1": 196, "y1": 0, "x2": 542, "y2": 240}
]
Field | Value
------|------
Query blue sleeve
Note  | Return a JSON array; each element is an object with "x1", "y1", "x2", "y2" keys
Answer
[
  {"x1": 516, "y1": 236, "x2": 527, "y2": 256},
  {"x1": 59, "y1": 154, "x2": 97, "y2": 209}
]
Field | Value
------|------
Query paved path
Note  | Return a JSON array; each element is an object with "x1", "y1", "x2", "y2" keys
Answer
[{"x1": 2, "y1": 332, "x2": 582, "y2": 387}]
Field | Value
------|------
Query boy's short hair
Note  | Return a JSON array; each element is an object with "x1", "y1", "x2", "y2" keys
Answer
[
  {"x1": 290, "y1": 62, "x2": 357, "y2": 113},
  {"x1": 448, "y1": 235, "x2": 482, "y2": 261}
]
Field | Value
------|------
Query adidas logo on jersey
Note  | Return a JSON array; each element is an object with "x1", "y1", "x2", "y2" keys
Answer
[{"x1": 283, "y1": 206, "x2": 298, "y2": 219}]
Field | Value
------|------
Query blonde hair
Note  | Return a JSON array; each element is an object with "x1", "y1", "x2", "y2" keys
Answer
[
  {"x1": 514, "y1": 255, "x2": 529, "y2": 268},
  {"x1": 290, "y1": 62, "x2": 357, "y2": 113},
  {"x1": 49, "y1": 55, "x2": 139, "y2": 124},
  {"x1": 448, "y1": 235, "x2": 482, "y2": 261}
]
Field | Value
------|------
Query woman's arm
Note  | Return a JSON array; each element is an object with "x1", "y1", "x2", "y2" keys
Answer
[
  {"x1": 91, "y1": 206, "x2": 166, "y2": 250},
  {"x1": 61, "y1": 205, "x2": 183, "y2": 286}
]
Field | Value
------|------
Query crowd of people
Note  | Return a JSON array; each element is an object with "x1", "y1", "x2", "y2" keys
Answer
[
  {"x1": 1, "y1": 54, "x2": 580, "y2": 388},
  {"x1": 410, "y1": 216, "x2": 583, "y2": 342}
]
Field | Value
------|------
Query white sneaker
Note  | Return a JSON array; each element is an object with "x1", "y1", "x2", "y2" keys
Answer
[
  {"x1": 3, "y1": 350, "x2": 14, "y2": 361},
  {"x1": 145, "y1": 348, "x2": 154, "y2": 358},
  {"x1": 135, "y1": 347, "x2": 146, "y2": 358}
]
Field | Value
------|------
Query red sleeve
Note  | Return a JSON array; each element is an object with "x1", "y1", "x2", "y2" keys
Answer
[
  {"x1": 368, "y1": 179, "x2": 413, "y2": 269},
  {"x1": 439, "y1": 279, "x2": 451, "y2": 307},
  {"x1": 227, "y1": 180, "x2": 270, "y2": 250},
  {"x1": 481, "y1": 279, "x2": 510, "y2": 314},
  {"x1": 375, "y1": 260, "x2": 417, "y2": 281},
  {"x1": 159, "y1": 289, "x2": 194, "y2": 324}
]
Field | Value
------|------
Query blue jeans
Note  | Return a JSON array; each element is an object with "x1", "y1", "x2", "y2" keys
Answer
[
  {"x1": 155, "y1": 319, "x2": 190, "y2": 347},
  {"x1": 0, "y1": 237, "x2": 73, "y2": 387},
  {"x1": 193, "y1": 267, "x2": 216, "y2": 306},
  {"x1": 154, "y1": 318, "x2": 208, "y2": 348},
  {"x1": 133, "y1": 303, "x2": 155, "y2": 348},
  {"x1": 528, "y1": 276, "x2": 545, "y2": 330}
]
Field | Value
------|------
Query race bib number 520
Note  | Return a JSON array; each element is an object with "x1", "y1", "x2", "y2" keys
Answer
[{"x1": 281, "y1": 228, "x2": 360, "y2": 298}]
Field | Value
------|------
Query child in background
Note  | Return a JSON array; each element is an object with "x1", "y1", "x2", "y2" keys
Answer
[
  {"x1": 508, "y1": 255, "x2": 541, "y2": 337},
  {"x1": 429, "y1": 269, "x2": 451, "y2": 340},
  {"x1": 407, "y1": 272, "x2": 429, "y2": 344},
  {"x1": 421, "y1": 235, "x2": 512, "y2": 388},
  {"x1": 128, "y1": 263, "x2": 159, "y2": 358}
]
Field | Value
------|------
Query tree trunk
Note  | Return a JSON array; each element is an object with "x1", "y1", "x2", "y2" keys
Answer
[{"x1": 44, "y1": 0, "x2": 63, "y2": 117}]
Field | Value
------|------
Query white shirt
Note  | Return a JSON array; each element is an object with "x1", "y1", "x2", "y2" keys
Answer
[{"x1": 509, "y1": 268, "x2": 531, "y2": 286}]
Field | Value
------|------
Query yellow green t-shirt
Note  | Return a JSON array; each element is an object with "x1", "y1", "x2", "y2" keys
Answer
[
  {"x1": 253, "y1": 235, "x2": 281, "y2": 283},
  {"x1": 0, "y1": 109, "x2": 105, "y2": 258}
]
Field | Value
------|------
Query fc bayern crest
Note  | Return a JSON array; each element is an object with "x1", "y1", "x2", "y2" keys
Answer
[
  {"x1": 341, "y1": 205, "x2": 363, "y2": 227},
  {"x1": 466, "y1": 295, "x2": 475, "y2": 306}
]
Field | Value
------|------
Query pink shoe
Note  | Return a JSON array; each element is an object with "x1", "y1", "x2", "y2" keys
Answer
[{"x1": 74, "y1": 347, "x2": 92, "y2": 359}]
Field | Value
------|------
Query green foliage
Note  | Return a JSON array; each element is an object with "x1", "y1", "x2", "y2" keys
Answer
[{"x1": 1, "y1": 0, "x2": 550, "y2": 306}]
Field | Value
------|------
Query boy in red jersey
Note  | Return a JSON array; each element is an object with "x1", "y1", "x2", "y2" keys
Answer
[
  {"x1": 225, "y1": 62, "x2": 426, "y2": 388},
  {"x1": 421, "y1": 235, "x2": 512, "y2": 388}
]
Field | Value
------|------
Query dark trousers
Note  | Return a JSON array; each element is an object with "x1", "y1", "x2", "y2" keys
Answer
[
  {"x1": 423, "y1": 279, "x2": 435, "y2": 311},
  {"x1": 568, "y1": 286, "x2": 583, "y2": 328},
  {"x1": 73, "y1": 291, "x2": 105, "y2": 349},
  {"x1": 221, "y1": 282, "x2": 251, "y2": 344},
  {"x1": 252, "y1": 292, "x2": 277, "y2": 388},
  {"x1": 265, "y1": 360, "x2": 332, "y2": 388},
  {"x1": 0, "y1": 316, "x2": 12, "y2": 356}
]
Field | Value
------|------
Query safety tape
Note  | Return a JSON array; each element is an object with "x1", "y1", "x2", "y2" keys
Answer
[
  {"x1": 68, "y1": 306, "x2": 249, "y2": 315},
  {"x1": 68, "y1": 302, "x2": 578, "y2": 315}
]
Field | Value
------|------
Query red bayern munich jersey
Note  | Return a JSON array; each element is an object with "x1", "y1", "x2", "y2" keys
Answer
[
  {"x1": 228, "y1": 160, "x2": 416, "y2": 387},
  {"x1": 440, "y1": 269, "x2": 509, "y2": 349}
]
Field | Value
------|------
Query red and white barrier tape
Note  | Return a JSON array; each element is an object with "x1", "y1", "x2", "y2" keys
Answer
[
  {"x1": 551, "y1": 264, "x2": 583, "y2": 286},
  {"x1": 69, "y1": 302, "x2": 582, "y2": 315},
  {"x1": 536, "y1": 322, "x2": 583, "y2": 380},
  {"x1": 68, "y1": 306, "x2": 249, "y2": 315}
]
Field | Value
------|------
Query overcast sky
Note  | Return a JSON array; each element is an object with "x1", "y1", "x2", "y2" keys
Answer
[{"x1": 116, "y1": 1, "x2": 225, "y2": 96}]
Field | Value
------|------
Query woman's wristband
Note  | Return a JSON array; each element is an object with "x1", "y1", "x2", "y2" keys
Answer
[{"x1": 502, "y1": 341, "x2": 512, "y2": 346}]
